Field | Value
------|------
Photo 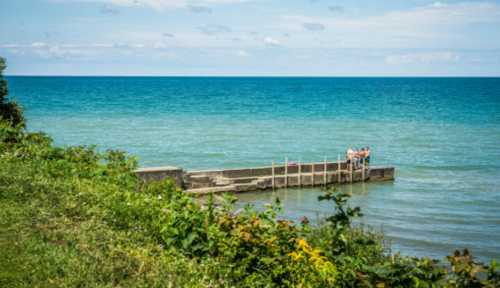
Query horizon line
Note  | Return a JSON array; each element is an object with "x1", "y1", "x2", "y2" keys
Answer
[{"x1": 5, "y1": 74, "x2": 500, "y2": 78}]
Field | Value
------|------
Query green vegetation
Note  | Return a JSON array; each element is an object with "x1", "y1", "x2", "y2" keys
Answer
[
  {"x1": 1, "y1": 59, "x2": 499, "y2": 287},
  {"x1": 0, "y1": 57, "x2": 24, "y2": 127}
]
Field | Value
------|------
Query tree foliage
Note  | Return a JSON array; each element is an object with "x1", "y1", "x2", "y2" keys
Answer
[{"x1": 0, "y1": 57, "x2": 24, "y2": 126}]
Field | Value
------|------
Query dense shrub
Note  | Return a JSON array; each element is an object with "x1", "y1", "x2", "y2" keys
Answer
[
  {"x1": 0, "y1": 121, "x2": 338, "y2": 287},
  {"x1": 0, "y1": 57, "x2": 24, "y2": 126}
]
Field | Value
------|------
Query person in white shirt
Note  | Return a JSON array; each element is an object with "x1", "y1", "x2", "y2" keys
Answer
[{"x1": 346, "y1": 147, "x2": 355, "y2": 165}]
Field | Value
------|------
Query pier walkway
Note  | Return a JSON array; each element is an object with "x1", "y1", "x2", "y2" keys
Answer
[{"x1": 136, "y1": 160, "x2": 395, "y2": 195}]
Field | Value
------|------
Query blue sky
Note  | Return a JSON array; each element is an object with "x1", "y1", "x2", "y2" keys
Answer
[{"x1": 1, "y1": 0, "x2": 500, "y2": 76}]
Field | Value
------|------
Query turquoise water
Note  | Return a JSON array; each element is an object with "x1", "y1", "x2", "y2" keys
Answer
[{"x1": 7, "y1": 76, "x2": 500, "y2": 261}]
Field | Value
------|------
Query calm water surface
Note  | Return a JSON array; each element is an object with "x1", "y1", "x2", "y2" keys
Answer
[{"x1": 7, "y1": 76, "x2": 500, "y2": 261}]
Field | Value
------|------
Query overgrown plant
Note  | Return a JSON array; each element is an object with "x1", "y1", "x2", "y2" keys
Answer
[{"x1": 318, "y1": 190, "x2": 363, "y2": 255}]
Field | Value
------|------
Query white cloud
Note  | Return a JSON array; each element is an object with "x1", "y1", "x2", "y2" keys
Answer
[
  {"x1": 431, "y1": 2, "x2": 447, "y2": 8},
  {"x1": 100, "y1": 4, "x2": 120, "y2": 14},
  {"x1": 153, "y1": 42, "x2": 168, "y2": 49},
  {"x1": 302, "y1": 22, "x2": 325, "y2": 31},
  {"x1": 109, "y1": 0, "x2": 184, "y2": 9},
  {"x1": 32, "y1": 44, "x2": 89, "y2": 59},
  {"x1": 236, "y1": 49, "x2": 249, "y2": 57},
  {"x1": 0, "y1": 44, "x2": 21, "y2": 48},
  {"x1": 60, "y1": 0, "x2": 247, "y2": 10},
  {"x1": 197, "y1": 24, "x2": 231, "y2": 35},
  {"x1": 385, "y1": 51, "x2": 461, "y2": 64},
  {"x1": 31, "y1": 42, "x2": 48, "y2": 48},
  {"x1": 187, "y1": 5, "x2": 212, "y2": 13},
  {"x1": 328, "y1": 5, "x2": 344, "y2": 14},
  {"x1": 263, "y1": 37, "x2": 281, "y2": 47},
  {"x1": 280, "y1": 2, "x2": 500, "y2": 49},
  {"x1": 91, "y1": 43, "x2": 114, "y2": 48},
  {"x1": 0, "y1": 42, "x2": 157, "y2": 60}
]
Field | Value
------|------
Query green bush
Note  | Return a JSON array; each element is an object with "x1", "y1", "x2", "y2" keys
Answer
[
  {"x1": 0, "y1": 57, "x2": 24, "y2": 126},
  {"x1": 0, "y1": 121, "x2": 340, "y2": 287}
]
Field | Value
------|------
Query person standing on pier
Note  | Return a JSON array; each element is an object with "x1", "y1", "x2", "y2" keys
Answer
[
  {"x1": 357, "y1": 148, "x2": 365, "y2": 168},
  {"x1": 346, "y1": 147, "x2": 355, "y2": 165},
  {"x1": 365, "y1": 147, "x2": 371, "y2": 165}
]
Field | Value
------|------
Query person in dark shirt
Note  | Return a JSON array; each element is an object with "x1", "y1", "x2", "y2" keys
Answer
[{"x1": 365, "y1": 146, "x2": 371, "y2": 165}]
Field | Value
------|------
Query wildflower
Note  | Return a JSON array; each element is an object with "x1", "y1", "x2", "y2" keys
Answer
[
  {"x1": 288, "y1": 251, "x2": 304, "y2": 262},
  {"x1": 297, "y1": 238, "x2": 312, "y2": 253}
]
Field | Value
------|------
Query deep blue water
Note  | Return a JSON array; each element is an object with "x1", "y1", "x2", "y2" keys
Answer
[{"x1": 7, "y1": 76, "x2": 500, "y2": 261}]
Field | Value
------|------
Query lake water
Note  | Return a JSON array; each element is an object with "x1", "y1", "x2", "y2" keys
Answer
[{"x1": 7, "y1": 76, "x2": 500, "y2": 261}]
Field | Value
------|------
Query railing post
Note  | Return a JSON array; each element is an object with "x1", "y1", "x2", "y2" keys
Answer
[
  {"x1": 362, "y1": 157, "x2": 365, "y2": 182},
  {"x1": 337, "y1": 154, "x2": 341, "y2": 184},
  {"x1": 272, "y1": 160, "x2": 275, "y2": 189},
  {"x1": 298, "y1": 159, "x2": 302, "y2": 187},
  {"x1": 350, "y1": 159, "x2": 353, "y2": 183},
  {"x1": 311, "y1": 161, "x2": 315, "y2": 186},
  {"x1": 285, "y1": 157, "x2": 288, "y2": 188},
  {"x1": 324, "y1": 156, "x2": 327, "y2": 188}
]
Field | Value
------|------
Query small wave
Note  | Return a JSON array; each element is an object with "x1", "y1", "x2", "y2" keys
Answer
[
  {"x1": 203, "y1": 152, "x2": 227, "y2": 158},
  {"x1": 411, "y1": 164, "x2": 500, "y2": 172}
]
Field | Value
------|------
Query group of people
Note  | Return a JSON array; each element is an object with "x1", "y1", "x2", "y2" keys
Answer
[{"x1": 346, "y1": 146, "x2": 370, "y2": 169}]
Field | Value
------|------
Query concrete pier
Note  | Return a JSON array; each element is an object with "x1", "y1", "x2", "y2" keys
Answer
[
  {"x1": 136, "y1": 161, "x2": 395, "y2": 195},
  {"x1": 135, "y1": 166, "x2": 184, "y2": 187}
]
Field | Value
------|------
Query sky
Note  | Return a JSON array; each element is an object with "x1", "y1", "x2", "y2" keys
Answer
[{"x1": 1, "y1": 0, "x2": 500, "y2": 76}]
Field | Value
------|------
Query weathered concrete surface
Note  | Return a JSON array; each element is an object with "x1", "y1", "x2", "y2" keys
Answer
[
  {"x1": 135, "y1": 162, "x2": 395, "y2": 195},
  {"x1": 369, "y1": 167, "x2": 395, "y2": 181},
  {"x1": 136, "y1": 166, "x2": 184, "y2": 187}
]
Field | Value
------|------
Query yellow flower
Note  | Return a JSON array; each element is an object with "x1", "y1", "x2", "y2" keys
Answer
[
  {"x1": 288, "y1": 251, "x2": 304, "y2": 262},
  {"x1": 297, "y1": 238, "x2": 313, "y2": 253}
]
